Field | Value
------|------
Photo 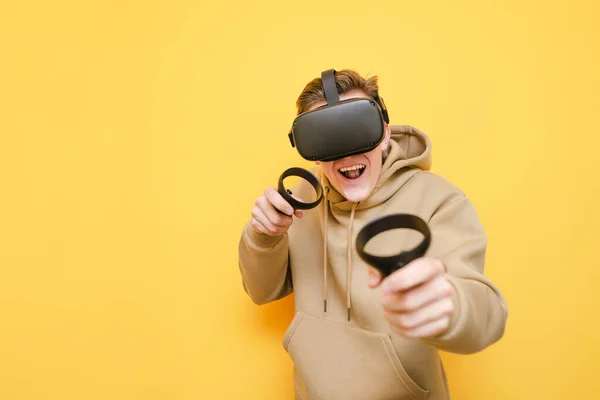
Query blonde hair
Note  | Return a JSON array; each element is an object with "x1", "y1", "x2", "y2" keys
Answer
[{"x1": 295, "y1": 69, "x2": 380, "y2": 116}]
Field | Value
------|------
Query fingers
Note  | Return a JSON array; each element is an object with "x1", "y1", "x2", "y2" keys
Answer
[
  {"x1": 251, "y1": 203, "x2": 292, "y2": 236},
  {"x1": 381, "y1": 258, "x2": 445, "y2": 294},
  {"x1": 368, "y1": 267, "x2": 383, "y2": 288},
  {"x1": 250, "y1": 217, "x2": 271, "y2": 235},
  {"x1": 383, "y1": 297, "x2": 453, "y2": 335},
  {"x1": 390, "y1": 314, "x2": 451, "y2": 338},
  {"x1": 271, "y1": 189, "x2": 304, "y2": 219},
  {"x1": 256, "y1": 196, "x2": 292, "y2": 226},
  {"x1": 250, "y1": 184, "x2": 315, "y2": 236},
  {"x1": 375, "y1": 258, "x2": 455, "y2": 339},
  {"x1": 381, "y1": 274, "x2": 454, "y2": 312},
  {"x1": 264, "y1": 187, "x2": 294, "y2": 216},
  {"x1": 250, "y1": 187, "x2": 301, "y2": 236}
]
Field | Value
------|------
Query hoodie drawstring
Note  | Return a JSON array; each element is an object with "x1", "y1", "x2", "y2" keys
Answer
[
  {"x1": 321, "y1": 180, "x2": 358, "y2": 322},
  {"x1": 323, "y1": 187, "x2": 329, "y2": 314},
  {"x1": 347, "y1": 202, "x2": 357, "y2": 321}
]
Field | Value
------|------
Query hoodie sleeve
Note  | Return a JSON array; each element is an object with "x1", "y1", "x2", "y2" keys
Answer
[
  {"x1": 421, "y1": 192, "x2": 508, "y2": 354},
  {"x1": 237, "y1": 222, "x2": 293, "y2": 305}
]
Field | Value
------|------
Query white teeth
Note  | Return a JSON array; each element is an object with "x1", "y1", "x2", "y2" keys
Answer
[{"x1": 339, "y1": 164, "x2": 365, "y2": 172}]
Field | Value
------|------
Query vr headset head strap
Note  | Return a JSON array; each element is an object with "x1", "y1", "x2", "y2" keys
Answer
[
  {"x1": 321, "y1": 69, "x2": 340, "y2": 104},
  {"x1": 375, "y1": 94, "x2": 390, "y2": 124},
  {"x1": 321, "y1": 69, "x2": 389, "y2": 123}
]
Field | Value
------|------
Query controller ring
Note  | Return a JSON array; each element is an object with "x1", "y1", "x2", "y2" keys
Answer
[
  {"x1": 277, "y1": 167, "x2": 324, "y2": 211},
  {"x1": 356, "y1": 214, "x2": 431, "y2": 278}
]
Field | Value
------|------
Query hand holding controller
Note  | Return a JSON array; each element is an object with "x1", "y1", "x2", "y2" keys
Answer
[{"x1": 250, "y1": 168, "x2": 324, "y2": 237}]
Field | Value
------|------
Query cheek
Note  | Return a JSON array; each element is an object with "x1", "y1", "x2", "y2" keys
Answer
[
  {"x1": 367, "y1": 153, "x2": 383, "y2": 178},
  {"x1": 367, "y1": 151, "x2": 382, "y2": 168},
  {"x1": 325, "y1": 163, "x2": 336, "y2": 175},
  {"x1": 322, "y1": 163, "x2": 337, "y2": 180}
]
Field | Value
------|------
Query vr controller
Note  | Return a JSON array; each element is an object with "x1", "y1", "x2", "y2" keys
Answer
[
  {"x1": 276, "y1": 167, "x2": 431, "y2": 278},
  {"x1": 278, "y1": 167, "x2": 323, "y2": 211},
  {"x1": 355, "y1": 213, "x2": 431, "y2": 278}
]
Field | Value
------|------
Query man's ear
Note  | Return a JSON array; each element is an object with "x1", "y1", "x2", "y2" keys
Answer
[
  {"x1": 382, "y1": 124, "x2": 391, "y2": 147},
  {"x1": 315, "y1": 160, "x2": 321, "y2": 165}
]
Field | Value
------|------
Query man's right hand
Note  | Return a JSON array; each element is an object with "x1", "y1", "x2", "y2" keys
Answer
[{"x1": 251, "y1": 187, "x2": 303, "y2": 236}]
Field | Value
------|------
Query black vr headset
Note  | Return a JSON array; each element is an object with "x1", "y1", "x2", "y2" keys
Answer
[{"x1": 287, "y1": 69, "x2": 389, "y2": 162}]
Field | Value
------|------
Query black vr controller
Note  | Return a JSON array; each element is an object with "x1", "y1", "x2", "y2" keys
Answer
[
  {"x1": 356, "y1": 214, "x2": 431, "y2": 279},
  {"x1": 277, "y1": 167, "x2": 324, "y2": 213},
  {"x1": 276, "y1": 168, "x2": 431, "y2": 278}
]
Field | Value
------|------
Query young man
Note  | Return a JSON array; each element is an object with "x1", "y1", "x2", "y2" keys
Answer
[{"x1": 238, "y1": 70, "x2": 508, "y2": 399}]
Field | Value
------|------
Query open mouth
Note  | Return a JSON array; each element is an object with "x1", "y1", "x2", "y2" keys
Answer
[{"x1": 338, "y1": 164, "x2": 366, "y2": 180}]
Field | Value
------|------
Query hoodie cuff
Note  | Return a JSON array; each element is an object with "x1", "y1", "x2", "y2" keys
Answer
[{"x1": 244, "y1": 223, "x2": 285, "y2": 248}]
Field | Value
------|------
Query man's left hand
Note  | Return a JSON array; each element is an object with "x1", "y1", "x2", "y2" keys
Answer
[{"x1": 368, "y1": 258, "x2": 456, "y2": 338}]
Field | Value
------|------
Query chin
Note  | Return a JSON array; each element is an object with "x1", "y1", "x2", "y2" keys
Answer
[{"x1": 339, "y1": 186, "x2": 373, "y2": 203}]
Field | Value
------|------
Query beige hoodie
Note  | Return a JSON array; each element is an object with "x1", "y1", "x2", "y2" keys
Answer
[{"x1": 238, "y1": 125, "x2": 508, "y2": 400}]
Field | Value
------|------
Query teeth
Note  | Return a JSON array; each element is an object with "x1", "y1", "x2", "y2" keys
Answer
[{"x1": 339, "y1": 164, "x2": 365, "y2": 172}]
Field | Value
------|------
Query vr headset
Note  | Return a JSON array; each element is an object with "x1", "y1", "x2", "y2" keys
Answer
[{"x1": 287, "y1": 69, "x2": 390, "y2": 162}]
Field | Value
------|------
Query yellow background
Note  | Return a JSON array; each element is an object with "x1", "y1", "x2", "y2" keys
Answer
[{"x1": 1, "y1": 1, "x2": 599, "y2": 399}]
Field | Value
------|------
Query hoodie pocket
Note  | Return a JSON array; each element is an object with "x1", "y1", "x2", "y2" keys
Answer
[{"x1": 282, "y1": 312, "x2": 429, "y2": 400}]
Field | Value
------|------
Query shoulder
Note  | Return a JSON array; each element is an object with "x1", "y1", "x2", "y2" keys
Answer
[
  {"x1": 410, "y1": 172, "x2": 485, "y2": 232},
  {"x1": 392, "y1": 169, "x2": 486, "y2": 227},
  {"x1": 404, "y1": 169, "x2": 467, "y2": 203}
]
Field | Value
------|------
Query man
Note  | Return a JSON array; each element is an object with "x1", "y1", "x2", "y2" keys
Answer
[{"x1": 238, "y1": 69, "x2": 508, "y2": 399}]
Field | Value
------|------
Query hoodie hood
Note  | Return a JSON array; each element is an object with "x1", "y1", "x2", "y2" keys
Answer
[{"x1": 321, "y1": 125, "x2": 432, "y2": 210}]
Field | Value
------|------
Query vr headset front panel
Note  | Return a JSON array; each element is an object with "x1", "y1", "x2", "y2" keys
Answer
[{"x1": 290, "y1": 98, "x2": 385, "y2": 161}]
